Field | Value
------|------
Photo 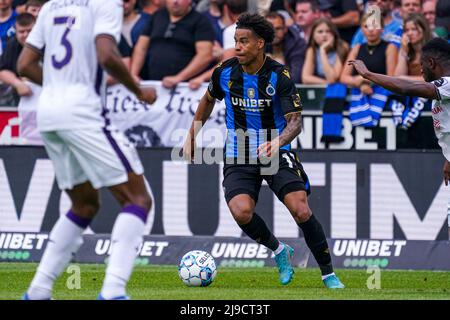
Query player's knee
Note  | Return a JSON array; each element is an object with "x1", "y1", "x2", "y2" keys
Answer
[
  {"x1": 229, "y1": 201, "x2": 253, "y2": 225},
  {"x1": 131, "y1": 193, "x2": 152, "y2": 213},
  {"x1": 73, "y1": 200, "x2": 100, "y2": 219},
  {"x1": 292, "y1": 202, "x2": 312, "y2": 224}
]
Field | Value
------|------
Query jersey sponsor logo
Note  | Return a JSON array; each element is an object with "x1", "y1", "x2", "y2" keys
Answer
[
  {"x1": 231, "y1": 97, "x2": 272, "y2": 108},
  {"x1": 265, "y1": 84, "x2": 275, "y2": 96},
  {"x1": 432, "y1": 104, "x2": 443, "y2": 115},
  {"x1": 433, "y1": 78, "x2": 448, "y2": 88}
]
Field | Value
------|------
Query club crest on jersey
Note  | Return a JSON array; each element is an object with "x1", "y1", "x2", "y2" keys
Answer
[
  {"x1": 228, "y1": 81, "x2": 233, "y2": 89},
  {"x1": 282, "y1": 69, "x2": 291, "y2": 79},
  {"x1": 247, "y1": 88, "x2": 256, "y2": 99},
  {"x1": 266, "y1": 84, "x2": 276, "y2": 96}
]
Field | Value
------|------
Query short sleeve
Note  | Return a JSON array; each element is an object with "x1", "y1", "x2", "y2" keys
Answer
[
  {"x1": 342, "y1": 0, "x2": 358, "y2": 11},
  {"x1": 25, "y1": 4, "x2": 46, "y2": 51},
  {"x1": 194, "y1": 14, "x2": 215, "y2": 42},
  {"x1": 389, "y1": 27, "x2": 402, "y2": 49},
  {"x1": 433, "y1": 78, "x2": 450, "y2": 101},
  {"x1": 222, "y1": 24, "x2": 236, "y2": 50},
  {"x1": 93, "y1": 0, "x2": 123, "y2": 43},
  {"x1": 207, "y1": 63, "x2": 224, "y2": 100},
  {"x1": 276, "y1": 67, "x2": 303, "y2": 115},
  {"x1": 118, "y1": 35, "x2": 132, "y2": 58}
]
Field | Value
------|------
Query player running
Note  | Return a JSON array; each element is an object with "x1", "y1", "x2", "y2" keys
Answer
[
  {"x1": 183, "y1": 13, "x2": 344, "y2": 289},
  {"x1": 18, "y1": 0, "x2": 157, "y2": 300},
  {"x1": 349, "y1": 38, "x2": 450, "y2": 183}
]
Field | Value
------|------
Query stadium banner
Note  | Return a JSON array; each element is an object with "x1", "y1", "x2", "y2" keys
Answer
[
  {"x1": 1, "y1": 82, "x2": 439, "y2": 150},
  {"x1": 0, "y1": 147, "x2": 449, "y2": 242},
  {"x1": 0, "y1": 232, "x2": 450, "y2": 271}
]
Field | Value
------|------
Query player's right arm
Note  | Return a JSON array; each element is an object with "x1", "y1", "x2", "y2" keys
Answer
[
  {"x1": 349, "y1": 59, "x2": 439, "y2": 100},
  {"x1": 182, "y1": 63, "x2": 225, "y2": 162},
  {"x1": 94, "y1": 0, "x2": 155, "y2": 104},
  {"x1": 96, "y1": 36, "x2": 155, "y2": 104}
]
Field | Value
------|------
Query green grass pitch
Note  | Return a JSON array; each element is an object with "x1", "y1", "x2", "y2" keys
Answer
[{"x1": 1, "y1": 263, "x2": 449, "y2": 300}]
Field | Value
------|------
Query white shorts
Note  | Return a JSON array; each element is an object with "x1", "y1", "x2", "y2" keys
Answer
[{"x1": 41, "y1": 128, "x2": 144, "y2": 190}]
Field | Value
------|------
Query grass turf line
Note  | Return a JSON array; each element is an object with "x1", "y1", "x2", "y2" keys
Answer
[{"x1": 0, "y1": 263, "x2": 449, "y2": 300}]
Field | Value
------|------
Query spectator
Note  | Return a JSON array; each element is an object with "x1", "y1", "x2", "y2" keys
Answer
[
  {"x1": 139, "y1": 0, "x2": 166, "y2": 15},
  {"x1": 394, "y1": 13, "x2": 432, "y2": 80},
  {"x1": 123, "y1": 0, "x2": 151, "y2": 48},
  {"x1": 265, "y1": 11, "x2": 307, "y2": 83},
  {"x1": 202, "y1": 0, "x2": 231, "y2": 46},
  {"x1": 24, "y1": 0, "x2": 43, "y2": 17},
  {"x1": 294, "y1": 0, "x2": 321, "y2": 41},
  {"x1": 351, "y1": 0, "x2": 402, "y2": 48},
  {"x1": 131, "y1": 0, "x2": 215, "y2": 88},
  {"x1": 390, "y1": 0, "x2": 422, "y2": 48},
  {"x1": 188, "y1": 0, "x2": 246, "y2": 90},
  {"x1": 435, "y1": 0, "x2": 450, "y2": 39},
  {"x1": 321, "y1": 0, "x2": 361, "y2": 44},
  {"x1": 0, "y1": 13, "x2": 34, "y2": 104},
  {"x1": 302, "y1": 18, "x2": 349, "y2": 84},
  {"x1": 0, "y1": 0, "x2": 17, "y2": 55},
  {"x1": 422, "y1": 0, "x2": 436, "y2": 33},
  {"x1": 221, "y1": 0, "x2": 249, "y2": 53},
  {"x1": 341, "y1": 14, "x2": 397, "y2": 90}
]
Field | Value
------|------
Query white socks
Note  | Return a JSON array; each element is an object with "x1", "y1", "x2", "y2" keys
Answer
[
  {"x1": 27, "y1": 214, "x2": 85, "y2": 300},
  {"x1": 100, "y1": 212, "x2": 145, "y2": 299}
]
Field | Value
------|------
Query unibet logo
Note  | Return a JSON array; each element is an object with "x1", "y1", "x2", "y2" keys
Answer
[
  {"x1": 95, "y1": 239, "x2": 169, "y2": 257},
  {"x1": 333, "y1": 240, "x2": 407, "y2": 257},
  {"x1": 0, "y1": 233, "x2": 48, "y2": 250},
  {"x1": 211, "y1": 243, "x2": 270, "y2": 259}
]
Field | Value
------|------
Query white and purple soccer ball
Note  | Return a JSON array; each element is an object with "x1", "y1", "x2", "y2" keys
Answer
[{"x1": 178, "y1": 250, "x2": 217, "y2": 287}]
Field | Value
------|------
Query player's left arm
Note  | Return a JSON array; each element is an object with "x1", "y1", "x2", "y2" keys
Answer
[
  {"x1": 17, "y1": 45, "x2": 43, "y2": 86},
  {"x1": 349, "y1": 59, "x2": 439, "y2": 100},
  {"x1": 257, "y1": 68, "x2": 302, "y2": 157}
]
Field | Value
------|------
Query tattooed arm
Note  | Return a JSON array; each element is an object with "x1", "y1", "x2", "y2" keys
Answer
[{"x1": 257, "y1": 112, "x2": 302, "y2": 157}]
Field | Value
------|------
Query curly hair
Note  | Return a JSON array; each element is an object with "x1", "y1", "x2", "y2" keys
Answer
[
  {"x1": 236, "y1": 13, "x2": 275, "y2": 44},
  {"x1": 422, "y1": 37, "x2": 450, "y2": 67}
]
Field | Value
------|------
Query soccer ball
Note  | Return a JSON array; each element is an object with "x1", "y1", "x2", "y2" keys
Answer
[{"x1": 178, "y1": 250, "x2": 217, "y2": 287}]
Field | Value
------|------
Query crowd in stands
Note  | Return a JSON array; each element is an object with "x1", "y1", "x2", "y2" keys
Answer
[{"x1": 0, "y1": 0, "x2": 450, "y2": 143}]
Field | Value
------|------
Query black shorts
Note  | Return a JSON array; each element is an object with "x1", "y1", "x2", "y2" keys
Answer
[{"x1": 222, "y1": 150, "x2": 311, "y2": 203}]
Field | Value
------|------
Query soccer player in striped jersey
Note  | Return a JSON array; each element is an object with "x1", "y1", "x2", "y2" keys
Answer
[{"x1": 183, "y1": 13, "x2": 344, "y2": 289}]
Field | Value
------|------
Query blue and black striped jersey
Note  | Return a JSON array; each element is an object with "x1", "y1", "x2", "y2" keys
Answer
[{"x1": 207, "y1": 56, "x2": 302, "y2": 160}]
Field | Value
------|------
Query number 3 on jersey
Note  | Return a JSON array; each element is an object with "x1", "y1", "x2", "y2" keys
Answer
[{"x1": 52, "y1": 16, "x2": 76, "y2": 69}]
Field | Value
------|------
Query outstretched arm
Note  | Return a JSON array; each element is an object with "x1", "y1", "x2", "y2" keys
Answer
[{"x1": 349, "y1": 59, "x2": 438, "y2": 100}]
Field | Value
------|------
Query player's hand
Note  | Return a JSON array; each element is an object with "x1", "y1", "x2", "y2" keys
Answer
[
  {"x1": 15, "y1": 82, "x2": 32, "y2": 97},
  {"x1": 348, "y1": 60, "x2": 369, "y2": 78},
  {"x1": 137, "y1": 87, "x2": 157, "y2": 105},
  {"x1": 188, "y1": 76, "x2": 204, "y2": 91},
  {"x1": 257, "y1": 138, "x2": 280, "y2": 158},
  {"x1": 443, "y1": 160, "x2": 450, "y2": 186},
  {"x1": 182, "y1": 133, "x2": 196, "y2": 163},
  {"x1": 162, "y1": 75, "x2": 182, "y2": 89}
]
